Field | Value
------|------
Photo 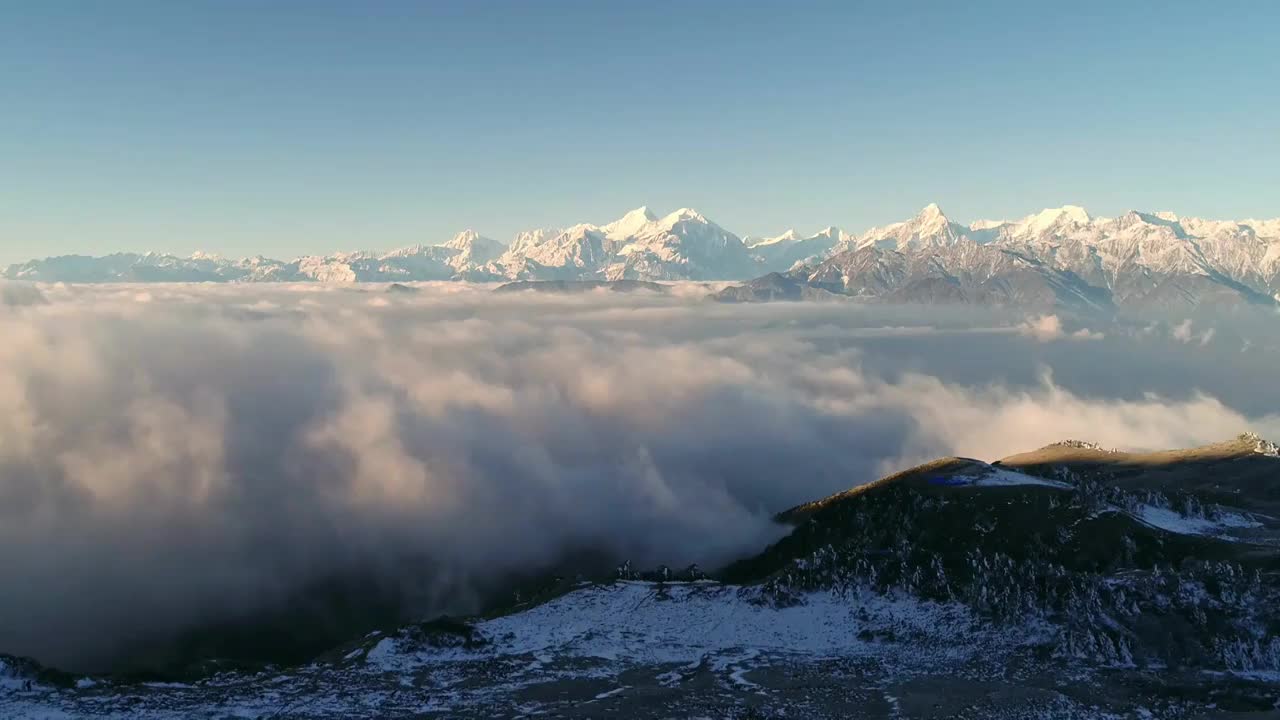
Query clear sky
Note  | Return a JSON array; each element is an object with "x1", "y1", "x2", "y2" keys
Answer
[{"x1": 1, "y1": 0, "x2": 1277, "y2": 264}]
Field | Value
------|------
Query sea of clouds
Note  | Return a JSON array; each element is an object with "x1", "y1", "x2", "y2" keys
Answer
[{"x1": 1, "y1": 280, "x2": 1278, "y2": 671}]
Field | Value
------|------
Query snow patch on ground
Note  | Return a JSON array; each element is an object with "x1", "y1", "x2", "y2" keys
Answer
[
  {"x1": 973, "y1": 467, "x2": 1073, "y2": 489},
  {"x1": 592, "y1": 685, "x2": 628, "y2": 700},
  {"x1": 884, "y1": 690, "x2": 903, "y2": 717},
  {"x1": 0, "y1": 580, "x2": 1255, "y2": 717},
  {"x1": 364, "y1": 637, "x2": 400, "y2": 668},
  {"x1": 1133, "y1": 505, "x2": 1261, "y2": 538},
  {"x1": 367, "y1": 581, "x2": 1002, "y2": 678}
]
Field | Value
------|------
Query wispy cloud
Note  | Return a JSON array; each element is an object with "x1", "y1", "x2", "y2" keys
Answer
[{"x1": 1017, "y1": 314, "x2": 1103, "y2": 342}]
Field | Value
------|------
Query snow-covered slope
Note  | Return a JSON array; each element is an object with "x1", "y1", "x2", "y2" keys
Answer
[{"x1": 367, "y1": 581, "x2": 985, "y2": 672}]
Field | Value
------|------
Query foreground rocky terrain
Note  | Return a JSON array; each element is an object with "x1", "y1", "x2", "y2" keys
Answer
[{"x1": 3, "y1": 434, "x2": 1278, "y2": 718}]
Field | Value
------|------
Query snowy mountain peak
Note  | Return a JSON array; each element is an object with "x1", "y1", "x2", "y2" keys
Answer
[
  {"x1": 561, "y1": 224, "x2": 600, "y2": 239},
  {"x1": 663, "y1": 207, "x2": 709, "y2": 225},
  {"x1": 915, "y1": 203, "x2": 948, "y2": 226},
  {"x1": 380, "y1": 243, "x2": 432, "y2": 257},
  {"x1": 1119, "y1": 211, "x2": 1189, "y2": 238},
  {"x1": 444, "y1": 229, "x2": 487, "y2": 248},
  {"x1": 1022, "y1": 205, "x2": 1092, "y2": 234},
  {"x1": 439, "y1": 230, "x2": 505, "y2": 271},
  {"x1": 746, "y1": 229, "x2": 804, "y2": 248},
  {"x1": 601, "y1": 206, "x2": 659, "y2": 240},
  {"x1": 510, "y1": 228, "x2": 563, "y2": 254},
  {"x1": 625, "y1": 205, "x2": 656, "y2": 221},
  {"x1": 856, "y1": 203, "x2": 964, "y2": 251},
  {"x1": 1048, "y1": 204, "x2": 1090, "y2": 222},
  {"x1": 1121, "y1": 210, "x2": 1164, "y2": 225},
  {"x1": 1244, "y1": 218, "x2": 1280, "y2": 238},
  {"x1": 914, "y1": 203, "x2": 953, "y2": 231}
]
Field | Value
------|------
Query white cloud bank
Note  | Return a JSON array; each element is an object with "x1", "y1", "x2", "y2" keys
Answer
[{"x1": 0, "y1": 283, "x2": 1276, "y2": 672}]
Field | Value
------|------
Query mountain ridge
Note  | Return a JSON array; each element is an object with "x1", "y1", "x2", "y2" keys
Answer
[{"x1": 7, "y1": 203, "x2": 1279, "y2": 309}]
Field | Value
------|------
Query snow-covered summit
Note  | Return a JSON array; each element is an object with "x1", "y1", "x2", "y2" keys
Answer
[
  {"x1": 748, "y1": 229, "x2": 800, "y2": 248},
  {"x1": 856, "y1": 203, "x2": 971, "y2": 251},
  {"x1": 439, "y1": 230, "x2": 504, "y2": 269},
  {"x1": 1018, "y1": 205, "x2": 1093, "y2": 235},
  {"x1": 442, "y1": 229, "x2": 488, "y2": 249},
  {"x1": 655, "y1": 207, "x2": 714, "y2": 228},
  {"x1": 600, "y1": 206, "x2": 659, "y2": 241},
  {"x1": 509, "y1": 227, "x2": 563, "y2": 255}
]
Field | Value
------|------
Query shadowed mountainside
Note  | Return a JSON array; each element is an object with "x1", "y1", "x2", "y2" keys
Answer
[{"x1": 5, "y1": 434, "x2": 1280, "y2": 718}]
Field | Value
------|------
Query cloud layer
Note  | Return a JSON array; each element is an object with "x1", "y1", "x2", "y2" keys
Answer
[{"x1": 1, "y1": 282, "x2": 1277, "y2": 672}]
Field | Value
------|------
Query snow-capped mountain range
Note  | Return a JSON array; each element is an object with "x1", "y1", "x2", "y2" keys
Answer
[
  {"x1": 773, "y1": 204, "x2": 1280, "y2": 310},
  {"x1": 6, "y1": 204, "x2": 1279, "y2": 308}
]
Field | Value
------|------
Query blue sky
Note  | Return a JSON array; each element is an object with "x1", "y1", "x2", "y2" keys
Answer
[{"x1": 1, "y1": 0, "x2": 1277, "y2": 264}]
